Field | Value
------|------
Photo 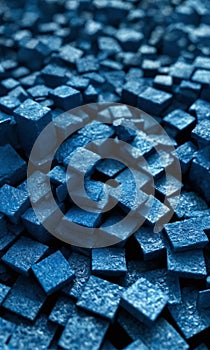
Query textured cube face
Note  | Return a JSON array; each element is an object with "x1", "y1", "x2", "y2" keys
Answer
[{"x1": 1, "y1": 0, "x2": 210, "y2": 348}]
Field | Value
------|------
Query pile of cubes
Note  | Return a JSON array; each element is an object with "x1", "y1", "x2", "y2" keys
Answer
[{"x1": 0, "y1": 0, "x2": 210, "y2": 349}]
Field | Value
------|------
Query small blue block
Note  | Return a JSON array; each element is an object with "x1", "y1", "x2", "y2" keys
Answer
[
  {"x1": 0, "y1": 144, "x2": 26, "y2": 186},
  {"x1": 96, "y1": 159, "x2": 125, "y2": 178},
  {"x1": 49, "y1": 85, "x2": 82, "y2": 110},
  {"x1": 76, "y1": 56, "x2": 99, "y2": 74},
  {"x1": 134, "y1": 226, "x2": 165, "y2": 260},
  {"x1": 169, "y1": 288, "x2": 210, "y2": 339},
  {"x1": 49, "y1": 296, "x2": 77, "y2": 326},
  {"x1": 41, "y1": 64, "x2": 68, "y2": 87},
  {"x1": 32, "y1": 250, "x2": 75, "y2": 294},
  {"x1": 77, "y1": 275, "x2": 124, "y2": 321},
  {"x1": 173, "y1": 141, "x2": 197, "y2": 175},
  {"x1": 78, "y1": 120, "x2": 114, "y2": 140},
  {"x1": 189, "y1": 99, "x2": 210, "y2": 122},
  {"x1": 138, "y1": 268, "x2": 181, "y2": 305},
  {"x1": 191, "y1": 119, "x2": 210, "y2": 147},
  {"x1": 63, "y1": 252, "x2": 90, "y2": 299},
  {"x1": 14, "y1": 98, "x2": 52, "y2": 153},
  {"x1": 163, "y1": 109, "x2": 196, "y2": 139},
  {"x1": 168, "y1": 191, "x2": 208, "y2": 219},
  {"x1": 121, "y1": 277, "x2": 168, "y2": 325},
  {"x1": 2, "y1": 236, "x2": 48, "y2": 276},
  {"x1": 91, "y1": 248, "x2": 127, "y2": 277},
  {"x1": 138, "y1": 87, "x2": 172, "y2": 116},
  {"x1": 64, "y1": 206, "x2": 102, "y2": 228},
  {"x1": 59, "y1": 309, "x2": 109, "y2": 350},
  {"x1": 8, "y1": 315, "x2": 57, "y2": 350},
  {"x1": 118, "y1": 310, "x2": 189, "y2": 349},
  {"x1": 0, "y1": 184, "x2": 29, "y2": 224},
  {"x1": 3, "y1": 276, "x2": 46, "y2": 321},
  {"x1": 164, "y1": 219, "x2": 208, "y2": 252},
  {"x1": 192, "y1": 69, "x2": 210, "y2": 86},
  {"x1": 167, "y1": 244, "x2": 207, "y2": 279},
  {"x1": 21, "y1": 207, "x2": 53, "y2": 244}
]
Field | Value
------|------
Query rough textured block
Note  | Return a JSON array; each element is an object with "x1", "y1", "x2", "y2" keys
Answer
[
  {"x1": 164, "y1": 219, "x2": 208, "y2": 252},
  {"x1": 76, "y1": 56, "x2": 99, "y2": 74},
  {"x1": 163, "y1": 109, "x2": 196, "y2": 139},
  {"x1": 96, "y1": 159, "x2": 125, "y2": 178},
  {"x1": 173, "y1": 141, "x2": 197, "y2": 175},
  {"x1": 121, "y1": 277, "x2": 168, "y2": 325},
  {"x1": 14, "y1": 98, "x2": 52, "y2": 154},
  {"x1": 8, "y1": 315, "x2": 57, "y2": 350},
  {"x1": 0, "y1": 184, "x2": 29, "y2": 224},
  {"x1": 138, "y1": 268, "x2": 181, "y2": 305},
  {"x1": 189, "y1": 146, "x2": 210, "y2": 202},
  {"x1": 67, "y1": 147, "x2": 100, "y2": 176},
  {"x1": 49, "y1": 296, "x2": 77, "y2": 326},
  {"x1": 167, "y1": 245, "x2": 207, "y2": 279},
  {"x1": 63, "y1": 252, "x2": 90, "y2": 299},
  {"x1": 27, "y1": 170, "x2": 50, "y2": 204},
  {"x1": 118, "y1": 310, "x2": 188, "y2": 350},
  {"x1": 32, "y1": 250, "x2": 74, "y2": 294},
  {"x1": 192, "y1": 69, "x2": 210, "y2": 86},
  {"x1": 189, "y1": 99, "x2": 210, "y2": 122},
  {"x1": 78, "y1": 120, "x2": 114, "y2": 140},
  {"x1": 49, "y1": 85, "x2": 82, "y2": 110},
  {"x1": 21, "y1": 207, "x2": 52, "y2": 244},
  {"x1": 77, "y1": 275, "x2": 123, "y2": 321},
  {"x1": 59, "y1": 310, "x2": 109, "y2": 350},
  {"x1": 134, "y1": 226, "x2": 165, "y2": 260},
  {"x1": 41, "y1": 64, "x2": 68, "y2": 87},
  {"x1": 168, "y1": 191, "x2": 208, "y2": 219},
  {"x1": 153, "y1": 74, "x2": 173, "y2": 92},
  {"x1": 192, "y1": 119, "x2": 210, "y2": 147},
  {"x1": 3, "y1": 276, "x2": 46, "y2": 321},
  {"x1": 2, "y1": 236, "x2": 48, "y2": 276},
  {"x1": 138, "y1": 87, "x2": 172, "y2": 116},
  {"x1": 91, "y1": 248, "x2": 127, "y2": 276},
  {"x1": 155, "y1": 174, "x2": 183, "y2": 199},
  {"x1": 64, "y1": 206, "x2": 102, "y2": 228},
  {"x1": 0, "y1": 144, "x2": 26, "y2": 186},
  {"x1": 169, "y1": 288, "x2": 210, "y2": 339}
]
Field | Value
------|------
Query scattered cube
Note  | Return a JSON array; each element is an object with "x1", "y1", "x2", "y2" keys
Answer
[
  {"x1": 138, "y1": 87, "x2": 172, "y2": 116},
  {"x1": 121, "y1": 277, "x2": 168, "y2": 325},
  {"x1": 169, "y1": 288, "x2": 210, "y2": 339},
  {"x1": 163, "y1": 109, "x2": 196, "y2": 140},
  {"x1": 14, "y1": 98, "x2": 53, "y2": 154},
  {"x1": 167, "y1": 245, "x2": 207, "y2": 279},
  {"x1": 192, "y1": 69, "x2": 210, "y2": 86},
  {"x1": 173, "y1": 141, "x2": 197, "y2": 175},
  {"x1": 164, "y1": 219, "x2": 208, "y2": 252},
  {"x1": 3, "y1": 276, "x2": 46, "y2": 321},
  {"x1": 0, "y1": 144, "x2": 26, "y2": 186},
  {"x1": 91, "y1": 248, "x2": 127, "y2": 276},
  {"x1": 59, "y1": 310, "x2": 109, "y2": 350},
  {"x1": 0, "y1": 184, "x2": 29, "y2": 224},
  {"x1": 118, "y1": 310, "x2": 189, "y2": 350},
  {"x1": 134, "y1": 226, "x2": 165, "y2": 260},
  {"x1": 63, "y1": 252, "x2": 90, "y2": 299},
  {"x1": 2, "y1": 236, "x2": 48, "y2": 276},
  {"x1": 189, "y1": 146, "x2": 210, "y2": 202},
  {"x1": 32, "y1": 250, "x2": 75, "y2": 294},
  {"x1": 77, "y1": 275, "x2": 124, "y2": 321},
  {"x1": 49, "y1": 296, "x2": 77, "y2": 326},
  {"x1": 8, "y1": 315, "x2": 57, "y2": 350},
  {"x1": 191, "y1": 119, "x2": 210, "y2": 147},
  {"x1": 49, "y1": 85, "x2": 82, "y2": 110}
]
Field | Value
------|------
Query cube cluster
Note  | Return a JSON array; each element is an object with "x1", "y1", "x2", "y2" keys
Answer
[{"x1": 0, "y1": 0, "x2": 210, "y2": 349}]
